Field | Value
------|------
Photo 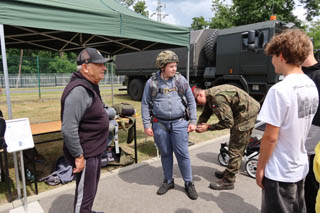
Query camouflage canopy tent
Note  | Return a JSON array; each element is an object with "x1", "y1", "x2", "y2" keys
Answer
[{"x1": 0, "y1": 0, "x2": 191, "y2": 119}]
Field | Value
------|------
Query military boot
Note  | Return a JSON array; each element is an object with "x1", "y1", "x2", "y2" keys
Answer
[
  {"x1": 214, "y1": 170, "x2": 225, "y2": 179},
  {"x1": 157, "y1": 179, "x2": 174, "y2": 195},
  {"x1": 209, "y1": 178, "x2": 234, "y2": 190}
]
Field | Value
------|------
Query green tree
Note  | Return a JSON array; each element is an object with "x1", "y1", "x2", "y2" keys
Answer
[
  {"x1": 191, "y1": 16, "x2": 209, "y2": 30},
  {"x1": 203, "y1": 0, "x2": 320, "y2": 30},
  {"x1": 133, "y1": 1, "x2": 149, "y2": 17},
  {"x1": 232, "y1": 0, "x2": 301, "y2": 27},
  {"x1": 48, "y1": 55, "x2": 76, "y2": 73},
  {"x1": 2, "y1": 49, "x2": 77, "y2": 74},
  {"x1": 307, "y1": 20, "x2": 320, "y2": 50},
  {"x1": 299, "y1": 0, "x2": 320, "y2": 22},
  {"x1": 209, "y1": 0, "x2": 234, "y2": 29}
]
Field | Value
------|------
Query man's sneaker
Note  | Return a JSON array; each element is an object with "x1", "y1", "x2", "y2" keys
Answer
[
  {"x1": 209, "y1": 179, "x2": 234, "y2": 190},
  {"x1": 92, "y1": 211, "x2": 104, "y2": 213},
  {"x1": 185, "y1": 182, "x2": 198, "y2": 200},
  {"x1": 214, "y1": 170, "x2": 225, "y2": 179},
  {"x1": 157, "y1": 179, "x2": 174, "y2": 195}
]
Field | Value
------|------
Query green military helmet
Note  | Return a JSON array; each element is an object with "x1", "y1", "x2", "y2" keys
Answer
[{"x1": 155, "y1": 50, "x2": 179, "y2": 69}]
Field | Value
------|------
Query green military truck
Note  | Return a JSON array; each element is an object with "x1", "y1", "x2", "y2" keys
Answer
[{"x1": 115, "y1": 20, "x2": 296, "y2": 102}]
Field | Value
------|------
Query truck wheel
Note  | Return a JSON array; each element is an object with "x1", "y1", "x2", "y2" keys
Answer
[
  {"x1": 128, "y1": 79, "x2": 145, "y2": 101},
  {"x1": 204, "y1": 29, "x2": 219, "y2": 65}
]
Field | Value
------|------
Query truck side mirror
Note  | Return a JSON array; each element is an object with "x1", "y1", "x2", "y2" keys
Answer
[{"x1": 248, "y1": 30, "x2": 256, "y2": 52}]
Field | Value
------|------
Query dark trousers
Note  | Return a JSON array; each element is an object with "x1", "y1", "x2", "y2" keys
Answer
[
  {"x1": 305, "y1": 154, "x2": 318, "y2": 213},
  {"x1": 74, "y1": 155, "x2": 102, "y2": 213},
  {"x1": 262, "y1": 177, "x2": 306, "y2": 213}
]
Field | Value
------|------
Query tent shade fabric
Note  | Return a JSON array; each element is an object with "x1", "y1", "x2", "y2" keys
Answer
[{"x1": 0, "y1": 0, "x2": 190, "y2": 55}]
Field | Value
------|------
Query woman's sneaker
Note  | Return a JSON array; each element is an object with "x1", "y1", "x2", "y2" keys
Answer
[
  {"x1": 185, "y1": 182, "x2": 198, "y2": 200},
  {"x1": 157, "y1": 179, "x2": 174, "y2": 195}
]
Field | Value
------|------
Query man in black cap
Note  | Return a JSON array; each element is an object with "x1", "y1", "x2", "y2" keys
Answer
[{"x1": 61, "y1": 47, "x2": 110, "y2": 213}]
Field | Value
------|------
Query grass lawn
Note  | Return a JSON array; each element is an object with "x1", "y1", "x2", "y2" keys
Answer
[{"x1": 0, "y1": 85, "x2": 228, "y2": 204}]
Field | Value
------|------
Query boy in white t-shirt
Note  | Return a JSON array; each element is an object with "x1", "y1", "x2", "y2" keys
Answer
[{"x1": 256, "y1": 29, "x2": 319, "y2": 213}]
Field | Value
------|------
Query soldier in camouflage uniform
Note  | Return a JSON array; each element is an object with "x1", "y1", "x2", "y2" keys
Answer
[{"x1": 193, "y1": 84, "x2": 260, "y2": 190}]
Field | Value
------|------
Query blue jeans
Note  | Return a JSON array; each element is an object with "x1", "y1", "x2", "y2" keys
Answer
[{"x1": 152, "y1": 118, "x2": 192, "y2": 183}]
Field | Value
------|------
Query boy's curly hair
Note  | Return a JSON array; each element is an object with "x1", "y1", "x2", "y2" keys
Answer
[{"x1": 265, "y1": 29, "x2": 311, "y2": 66}]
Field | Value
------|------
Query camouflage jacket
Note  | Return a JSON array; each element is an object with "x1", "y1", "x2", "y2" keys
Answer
[{"x1": 198, "y1": 84, "x2": 260, "y2": 131}]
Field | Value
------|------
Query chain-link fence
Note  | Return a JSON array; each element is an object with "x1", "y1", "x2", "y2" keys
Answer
[
  {"x1": 0, "y1": 54, "x2": 123, "y2": 88},
  {"x1": 0, "y1": 73, "x2": 125, "y2": 88}
]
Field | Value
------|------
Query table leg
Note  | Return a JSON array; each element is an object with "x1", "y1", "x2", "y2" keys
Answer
[{"x1": 134, "y1": 120, "x2": 137, "y2": 163}]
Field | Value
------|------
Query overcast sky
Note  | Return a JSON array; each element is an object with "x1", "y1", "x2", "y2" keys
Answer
[{"x1": 142, "y1": 0, "x2": 307, "y2": 27}]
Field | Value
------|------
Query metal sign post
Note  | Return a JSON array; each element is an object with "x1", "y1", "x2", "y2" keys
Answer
[{"x1": 0, "y1": 24, "x2": 22, "y2": 200}]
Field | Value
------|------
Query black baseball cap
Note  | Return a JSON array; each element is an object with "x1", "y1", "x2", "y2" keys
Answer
[{"x1": 77, "y1": 47, "x2": 111, "y2": 65}]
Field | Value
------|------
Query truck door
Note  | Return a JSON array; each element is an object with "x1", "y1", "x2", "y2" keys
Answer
[
  {"x1": 239, "y1": 29, "x2": 270, "y2": 86},
  {"x1": 215, "y1": 34, "x2": 240, "y2": 76}
]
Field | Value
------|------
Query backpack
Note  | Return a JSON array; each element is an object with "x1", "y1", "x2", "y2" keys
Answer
[
  {"x1": 39, "y1": 156, "x2": 74, "y2": 186},
  {"x1": 149, "y1": 72, "x2": 189, "y2": 120}
]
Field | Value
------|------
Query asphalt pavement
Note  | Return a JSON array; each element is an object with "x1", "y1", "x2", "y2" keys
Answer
[{"x1": 0, "y1": 130, "x2": 263, "y2": 213}]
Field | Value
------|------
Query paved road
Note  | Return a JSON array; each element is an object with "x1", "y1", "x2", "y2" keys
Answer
[{"x1": 0, "y1": 131, "x2": 263, "y2": 213}]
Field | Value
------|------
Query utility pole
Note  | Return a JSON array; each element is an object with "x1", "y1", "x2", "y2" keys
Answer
[{"x1": 151, "y1": 0, "x2": 168, "y2": 22}]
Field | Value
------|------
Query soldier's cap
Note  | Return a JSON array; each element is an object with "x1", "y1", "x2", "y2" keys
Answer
[{"x1": 77, "y1": 48, "x2": 112, "y2": 65}]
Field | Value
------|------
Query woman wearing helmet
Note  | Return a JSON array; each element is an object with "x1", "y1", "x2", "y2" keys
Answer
[{"x1": 141, "y1": 50, "x2": 198, "y2": 200}]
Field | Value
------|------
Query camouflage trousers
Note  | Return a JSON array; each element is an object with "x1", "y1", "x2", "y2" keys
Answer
[{"x1": 224, "y1": 128, "x2": 253, "y2": 182}]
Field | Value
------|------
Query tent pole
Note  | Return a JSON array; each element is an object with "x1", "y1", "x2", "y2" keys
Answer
[
  {"x1": 187, "y1": 46, "x2": 190, "y2": 83},
  {"x1": 0, "y1": 24, "x2": 22, "y2": 200},
  {"x1": 186, "y1": 31, "x2": 191, "y2": 83},
  {"x1": 111, "y1": 57, "x2": 114, "y2": 106},
  {"x1": 0, "y1": 25, "x2": 12, "y2": 118}
]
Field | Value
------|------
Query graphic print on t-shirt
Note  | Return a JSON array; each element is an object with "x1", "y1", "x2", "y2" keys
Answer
[{"x1": 296, "y1": 85, "x2": 318, "y2": 118}]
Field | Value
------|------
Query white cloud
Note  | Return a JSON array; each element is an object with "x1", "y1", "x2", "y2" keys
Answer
[
  {"x1": 144, "y1": 0, "x2": 310, "y2": 27},
  {"x1": 145, "y1": 0, "x2": 213, "y2": 27}
]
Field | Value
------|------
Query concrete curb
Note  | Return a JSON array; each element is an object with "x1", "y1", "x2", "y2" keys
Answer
[{"x1": 0, "y1": 134, "x2": 230, "y2": 212}]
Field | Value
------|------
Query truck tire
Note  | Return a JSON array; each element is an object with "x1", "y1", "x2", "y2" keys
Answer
[
  {"x1": 204, "y1": 29, "x2": 219, "y2": 65},
  {"x1": 128, "y1": 78, "x2": 145, "y2": 101}
]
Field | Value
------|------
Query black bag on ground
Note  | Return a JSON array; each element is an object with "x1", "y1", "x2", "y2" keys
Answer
[
  {"x1": 101, "y1": 146, "x2": 121, "y2": 167},
  {"x1": 112, "y1": 103, "x2": 135, "y2": 117},
  {"x1": 23, "y1": 147, "x2": 46, "y2": 182},
  {"x1": 101, "y1": 147, "x2": 134, "y2": 167}
]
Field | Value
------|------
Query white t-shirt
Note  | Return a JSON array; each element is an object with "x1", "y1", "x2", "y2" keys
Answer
[{"x1": 258, "y1": 73, "x2": 318, "y2": 182}]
